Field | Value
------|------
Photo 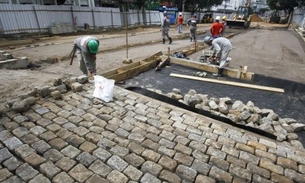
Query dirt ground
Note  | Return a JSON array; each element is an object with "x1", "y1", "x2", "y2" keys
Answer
[{"x1": 1, "y1": 23, "x2": 305, "y2": 103}]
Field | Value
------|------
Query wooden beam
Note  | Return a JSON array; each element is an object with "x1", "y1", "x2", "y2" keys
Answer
[
  {"x1": 164, "y1": 56, "x2": 254, "y2": 81},
  {"x1": 170, "y1": 73, "x2": 285, "y2": 93}
]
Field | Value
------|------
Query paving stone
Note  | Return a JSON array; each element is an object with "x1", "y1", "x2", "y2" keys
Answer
[
  {"x1": 1, "y1": 121, "x2": 19, "y2": 132},
  {"x1": 141, "y1": 161, "x2": 163, "y2": 177},
  {"x1": 128, "y1": 133, "x2": 145, "y2": 143},
  {"x1": 3, "y1": 137, "x2": 23, "y2": 150},
  {"x1": 68, "y1": 164, "x2": 93, "y2": 182},
  {"x1": 31, "y1": 140, "x2": 51, "y2": 154},
  {"x1": 15, "y1": 144, "x2": 36, "y2": 159},
  {"x1": 39, "y1": 131, "x2": 57, "y2": 141},
  {"x1": 221, "y1": 144, "x2": 240, "y2": 157},
  {"x1": 260, "y1": 157, "x2": 284, "y2": 175},
  {"x1": 76, "y1": 152, "x2": 97, "y2": 167},
  {"x1": 3, "y1": 157, "x2": 23, "y2": 171},
  {"x1": 247, "y1": 140, "x2": 267, "y2": 151},
  {"x1": 124, "y1": 153, "x2": 145, "y2": 168},
  {"x1": 157, "y1": 146, "x2": 176, "y2": 158},
  {"x1": 270, "y1": 172, "x2": 294, "y2": 183},
  {"x1": 52, "y1": 172, "x2": 74, "y2": 183},
  {"x1": 55, "y1": 157, "x2": 76, "y2": 172},
  {"x1": 142, "y1": 139, "x2": 160, "y2": 150},
  {"x1": 239, "y1": 151, "x2": 260, "y2": 165},
  {"x1": 192, "y1": 149, "x2": 209, "y2": 163},
  {"x1": 189, "y1": 141, "x2": 207, "y2": 153},
  {"x1": 195, "y1": 174, "x2": 215, "y2": 183},
  {"x1": 35, "y1": 107, "x2": 50, "y2": 115},
  {"x1": 43, "y1": 112, "x2": 57, "y2": 120},
  {"x1": 207, "y1": 146, "x2": 227, "y2": 160},
  {"x1": 0, "y1": 148, "x2": 13, "y2": 163},
  {"x1": 23, "y1": 152, "x2": 45, "y2": 167},
  {"x1": 52, "y1": 117, "x2": 68, "y2": 125},
  {"x1": 158, "y1": 138, "x2": 176, "y2": 149},
  {"x1": 159, "y1": 170, "x2": 181, "y2": 183},
  {"x1": 88, "y1": 160, "x2": 112, "y2": 178},
  {"x1": 259, "y1": 138, "x2": 277, "y2": 149},
  {"x1": 268, "y1": 147, "x2": 286, "y2": 158},
  {"x1": 93, "y1": 148, "x2": 112, "y2": 162},
  {"x1": 102, "y1": 131, "x2": 117, "y2": 140},
  {"x1": 140, "y1": 173, "x2": 161, "y2": 183},
  {"x1": 28, "y1": 174, "x2": 51, "y2": 183},
  {"x1": 46, "y1": 124, "x2": 62, "y2": 133},
  {"x1": 66, "y1": 134, "x2": 85, "y2": 148},
  {"x1": 174, "y1": 143, "x2": 192, "y2": 155},
  {"x1": 113, "y1": 137, "x2": 130, "y2": 147},
  {"x1": 20, "y1": 134, "x2": 39, "y2": 145},
  {"x1": 191, "y1": 159, "x2": 211, "y2": 175},
  {"x1": 176, "y1": 164, "x2": 197, "y2": 182},
  {"x1": 106, "y1": 170, "x2": 128, "y2": 183},
  {"x1": 287, "y1": 151, "x2": 305, "y2": 165},
  {"x1": 229, "y1": 164, "x2": 252, "y2": 182},
  {"x1": 97, "y1": 138, "x2": 116, "y2": 150},
  {"x1": 109, "y1": 145, "x2": 129, "y2": 158},
  {"x1": 299, "y1": 165, "x2": 305, "y2": 174},
  {"x1": 43, "y1": 149, "x2": 64, "y2": 162},
  {"x1": 123, "y1": 165, "x2": 143, "y2": 181},
  {"x1": 79, "y1": 141, "x2": 97, "y2": 153},
  {"x1": 73, "y1": 126, "x2": 90, "y2": 137},
  {"x1": 0, "y1": 168, "x2": 13, "y2": 182},
  {"x1": 209, "y1": 166, "x2": 233, "y2": 183},
  {"x1": 85, "y1": 132, "x2": 104, "y2": 144},
  {"x1": 1, "y1": 175, "x2": 25, "y2": 183},
  {"x1": 86, "y1": 174, "x2": 109, "y2": 183},
  {"x1": 284, "y1": 168, "x2": 305, "y2": 183},
  {"x1": 235, "y1": 143, "x2": 254, "y2": 154},
  {"x1": 114, "y1": 128, "x2": 130, "y2": 138},
  {"x1": 255, "y1": 149, "x2": 277, "y2": 162},
  {"x1": 174, "y1": 136, "x2": 190, "y2": 146},
  {"x1": 226, "y1": 154, "x2": 247, "y2": 168},
  {"x1": 141, "y1": 149, "x2": 161, "y2": 162},
  {"x1": 209, "y1": 155, "x2": 230, "y2": 171},
  {"x1": 107, "y1": 155, "x2": 128, "y2": 172},
  {"x1": 29, "y1": 126, "x2": 46, "y2": 136},
  {"x1": 15, "y1": 163, "x2": 39, "y2": 182},
  {"x1": 246, "y1": 162, "x2": 270, "y2": 179},
  {"x1": 48, "y1": 138, "x2": 68, "y2": 151},
  {"x1": 12, "y1": 127, "x2": 30, "y2": 138},
  {"x1": 158, "y1": 155, "x2": 178, "y2": 171},
  {"x1": 39, "y1": 161, "x2": 61, "y2": 179}
]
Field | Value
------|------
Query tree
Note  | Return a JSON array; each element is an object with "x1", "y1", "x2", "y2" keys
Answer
[
  {"x1": 267, "y1": 0, "x2": 305, "y2": 26},
  {"x1": 168, "y1": 0, "x2": 223, "y2": 12}
]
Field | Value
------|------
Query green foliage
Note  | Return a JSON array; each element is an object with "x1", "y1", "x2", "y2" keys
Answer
[{"x1": 267, "y1": 0, "x2": 305, "y2": 13}]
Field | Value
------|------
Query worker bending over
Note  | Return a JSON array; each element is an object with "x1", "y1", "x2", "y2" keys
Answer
[
  {"x1": 73, "y1": 36, "x2": 100, "y2": 77},
  {"x1": 204, "y1": 36, "x2": 232, "y2": 77}
]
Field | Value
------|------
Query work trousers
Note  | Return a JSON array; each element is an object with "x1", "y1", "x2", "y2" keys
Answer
[
  {"x1": 178, "y1": 24, "x2": 182, "y2": 33},
  {"x1": 190, "y1": 28, "x2": 196, "y2": 40},
  {"x1": 76, "y1": 50, "x2": 96, "y2": 75},
  {"x1": 218, "y1": 47, "x2": 232, "y2": 69},
  {"x1": 162, "y1": 28, "x2": 170, "y2": 39}
]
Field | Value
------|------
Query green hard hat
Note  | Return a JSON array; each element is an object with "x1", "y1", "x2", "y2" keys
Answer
[{"x1": 88, "y1": 39, "x2": 99, "y2": 54}]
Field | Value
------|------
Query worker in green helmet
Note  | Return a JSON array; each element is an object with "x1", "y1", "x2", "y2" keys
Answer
[{"x1": 73, "y1": 36, "x2": 100, "y2": 77}]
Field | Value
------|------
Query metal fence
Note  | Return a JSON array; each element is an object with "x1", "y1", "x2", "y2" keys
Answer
[{"x1": 0, "y1": 4, "x2": 162, "y2": 35}]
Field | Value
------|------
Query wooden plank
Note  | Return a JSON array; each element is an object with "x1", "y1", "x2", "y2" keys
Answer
[
  {"x1": 170, "y1": 73, "x2": 285, "y2": 93},
  {"x1": 165, "y1": 56, "x2": 254, "y2": 81},
  {"x1": 0, "y1": 39, "x2": 34, "y2": 47}
]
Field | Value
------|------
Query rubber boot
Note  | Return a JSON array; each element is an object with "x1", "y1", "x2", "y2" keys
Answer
[
  {"x1": 169, "y1": 37, "x2": 172, "y2": 44},
  {"x1": 213, "y1": 68, "x2": 223, "y2": 77},
  {"x1": 162, "y1": 38, "x2": 165, "y2": 44},
  {"x1": 190, "y1": 37, "x2": 192, "y2": 42}
]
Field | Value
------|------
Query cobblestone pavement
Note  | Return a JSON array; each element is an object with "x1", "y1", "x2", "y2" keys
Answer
[{"x1": 1, "y1": 82, "x2": 305, "y2": 183}]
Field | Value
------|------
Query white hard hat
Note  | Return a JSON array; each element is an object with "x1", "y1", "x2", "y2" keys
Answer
[
  {"x1": 179, "y1": 12, "x2": 182, "y2": 15},
  {"x1": 204, "y1": 36, "x2": 213, "y2": 43},
  {"x1": 215, "y1": 16, "x2": 221, "y2": 21}
]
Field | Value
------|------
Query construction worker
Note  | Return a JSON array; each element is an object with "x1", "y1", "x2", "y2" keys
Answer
[
  {"x1": 161, "y1": 13, "x2": 172, "y2": 44},
  {"x1": 177, "y1": 12, "x2": 184, "y2": 34},
  {"x1": 203, "y1": 36, "x2": 232, "y2": 77},
  {"x1": 187, "y1": 14, "x2": 197, "y2": 42},
  {"x1": 221, "y1": 16, "x2": 227, "y2": 37},
  {"x1": 73, "y1": 36, "x2": 100, "y2": 77},
  {"x1": 210, "y1": 16, "x2": 224, "y2": 38}
]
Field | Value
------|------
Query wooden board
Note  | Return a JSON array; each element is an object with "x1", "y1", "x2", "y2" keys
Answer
[
  {"x1": 165, "y1": 56, "x2": 254, "y2": 81},
  {"x1": 170, "y1": 73, "x2": 285, "y2": 93}
]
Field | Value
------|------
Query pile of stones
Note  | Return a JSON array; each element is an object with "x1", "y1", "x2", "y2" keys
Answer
[
  {"x1": 164, "y1": 88, "x2": 305, "y2": 144},
  {"x1": 0, "y1": 75, "x2": 90, "y2": 116}
]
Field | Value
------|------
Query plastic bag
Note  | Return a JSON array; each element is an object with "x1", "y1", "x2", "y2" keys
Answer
[{"x1": 93, "y1": 75, "x2": 115, "y2": 102}]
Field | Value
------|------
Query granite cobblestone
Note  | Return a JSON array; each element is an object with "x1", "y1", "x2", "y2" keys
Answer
[{"x1": 1, "y1": 86, "x2": 305, "y2": 183}]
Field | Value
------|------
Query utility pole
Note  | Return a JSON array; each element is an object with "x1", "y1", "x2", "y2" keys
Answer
[{"x1": 182, "y1": 0, "x2": 186, "y2": 15}]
